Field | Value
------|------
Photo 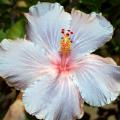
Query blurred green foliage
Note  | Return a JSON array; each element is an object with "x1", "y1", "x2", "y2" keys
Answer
[
  {"x1": 6, "y1": 19, "x2": 25, "y2": 39},
  {"x1": 0, "y1": 0, "x2": 120, "y2": 120}
]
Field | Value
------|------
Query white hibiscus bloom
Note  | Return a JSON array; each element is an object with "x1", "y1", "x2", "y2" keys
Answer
[{"x1": 0, "y1": 2, "x2": 120, "y2": 120}]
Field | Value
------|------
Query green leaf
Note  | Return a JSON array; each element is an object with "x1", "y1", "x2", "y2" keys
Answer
[
  {"x1": 0, "y1": 29, "x2": 6, "y2": 41},
  {"x1": 6, "y1": 19, "x2": 25, "y2": 40},
  {"x1": 0, "y1": 0, "x2": 11, "y2": 4}
]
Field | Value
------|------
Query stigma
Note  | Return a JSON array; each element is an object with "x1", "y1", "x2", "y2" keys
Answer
[{"x1": 60, "y1": 29, "x2": 73, "y2": 54}]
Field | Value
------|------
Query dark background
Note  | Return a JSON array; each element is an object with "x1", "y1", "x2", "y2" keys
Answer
[{"x1": 0, "y1": 0, "x2": 120, "y2": 120}]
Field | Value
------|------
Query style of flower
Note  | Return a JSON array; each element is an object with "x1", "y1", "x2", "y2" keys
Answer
[{"x1": 0, "y1": 2, "x2": 120, "y2": 120}]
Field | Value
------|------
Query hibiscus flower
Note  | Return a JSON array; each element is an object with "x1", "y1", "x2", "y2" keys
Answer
[{"x1": 0, "y1": 2, "x2": 120, "y2": 120}]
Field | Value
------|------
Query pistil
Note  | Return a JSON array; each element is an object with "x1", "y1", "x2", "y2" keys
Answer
[{"x1": 59, "y1": 29, "x2": 73, "y2": 71}]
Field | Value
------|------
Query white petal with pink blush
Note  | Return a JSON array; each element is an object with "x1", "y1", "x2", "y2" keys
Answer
[
  {"x1": 0, "y1": 2, "x2": 120, "y2": 120},
  {"x1": 23, "y1": 74, "x2": 84, "y2": 120}
]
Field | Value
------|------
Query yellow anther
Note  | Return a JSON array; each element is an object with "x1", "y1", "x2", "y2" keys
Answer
[
  {"x1": 60, "y1": 29, "x2": 73, "y2": 54},
  {"x1": 60, "y1": 36, "x2": 71, "y2": 53}
]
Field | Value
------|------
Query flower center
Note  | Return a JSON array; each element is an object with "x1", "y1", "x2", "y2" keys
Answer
[
  {"x1": 51, "y1": 29, "x2": 74, "y2": 73},
  {"x1": 57, "y1": 29, "x2": 74, "y2": 73}
]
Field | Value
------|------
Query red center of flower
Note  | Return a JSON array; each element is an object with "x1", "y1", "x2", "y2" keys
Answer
[{"x1": 53, "y1": 53, "x2": 74, "y2": 74}]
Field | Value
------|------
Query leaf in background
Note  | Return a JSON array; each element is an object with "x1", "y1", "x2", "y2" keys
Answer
[
  {"x1": 0, "y1": 30, "x2": 6, "y2": 41},
  {"x1": 109, "y1": 0, "x2": 120, "y2": 6},
  {"x1": 0, "y1": 0, "x2": 11, "y2": 4},
  {"x1": 79, "y1": 0, "x2": 106, "y2": 11},
  {"x1": 6, "y1": 19, "x2": 25, "y2": 40}
]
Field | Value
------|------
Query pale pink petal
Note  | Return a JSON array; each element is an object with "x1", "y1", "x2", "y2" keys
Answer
[
  {"x1": 23, "y1": 73, "x2": 84, "y2": 120},
  {"x1": 104, "y1": 57, "x2": 117, "y2": 65},
  {"x1": 29, "y1": 2, "x2": 62, "y2": 16},
  {"x1": 71, "y1": 9, "x2": 113, "y2": 57},
  {"x1": 72, "y1": 54, "x2": 120, "y2": 106},
  {"x1": 0, "y1": 39, "x2": 55, "y2": 90},
  {"x1": 25, "y1": 2, "x2": 71, "y2": 52}
]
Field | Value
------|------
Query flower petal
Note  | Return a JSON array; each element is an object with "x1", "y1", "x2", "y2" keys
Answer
[
  {"x1": 23, "y1": 73, "x2": 84, "y2": 120},
  {"x1": 104, "y1": 57, "x2": 117, "y2": 65},
  {"x1": 26, "y1": 2, "x2": 71, "y2": 51},
  {"x1": 0, "y1": 39, "x2": 54, "y2": 90},
  {"x1": 29, "y1": 2, "x2": 62, "y2": 16},
  {"x1": 73, "y1": 54, "x2": 120, "y2": 106},
  {"x1": 71, "y1": 9, "x2": 113, "y2": 57}
]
